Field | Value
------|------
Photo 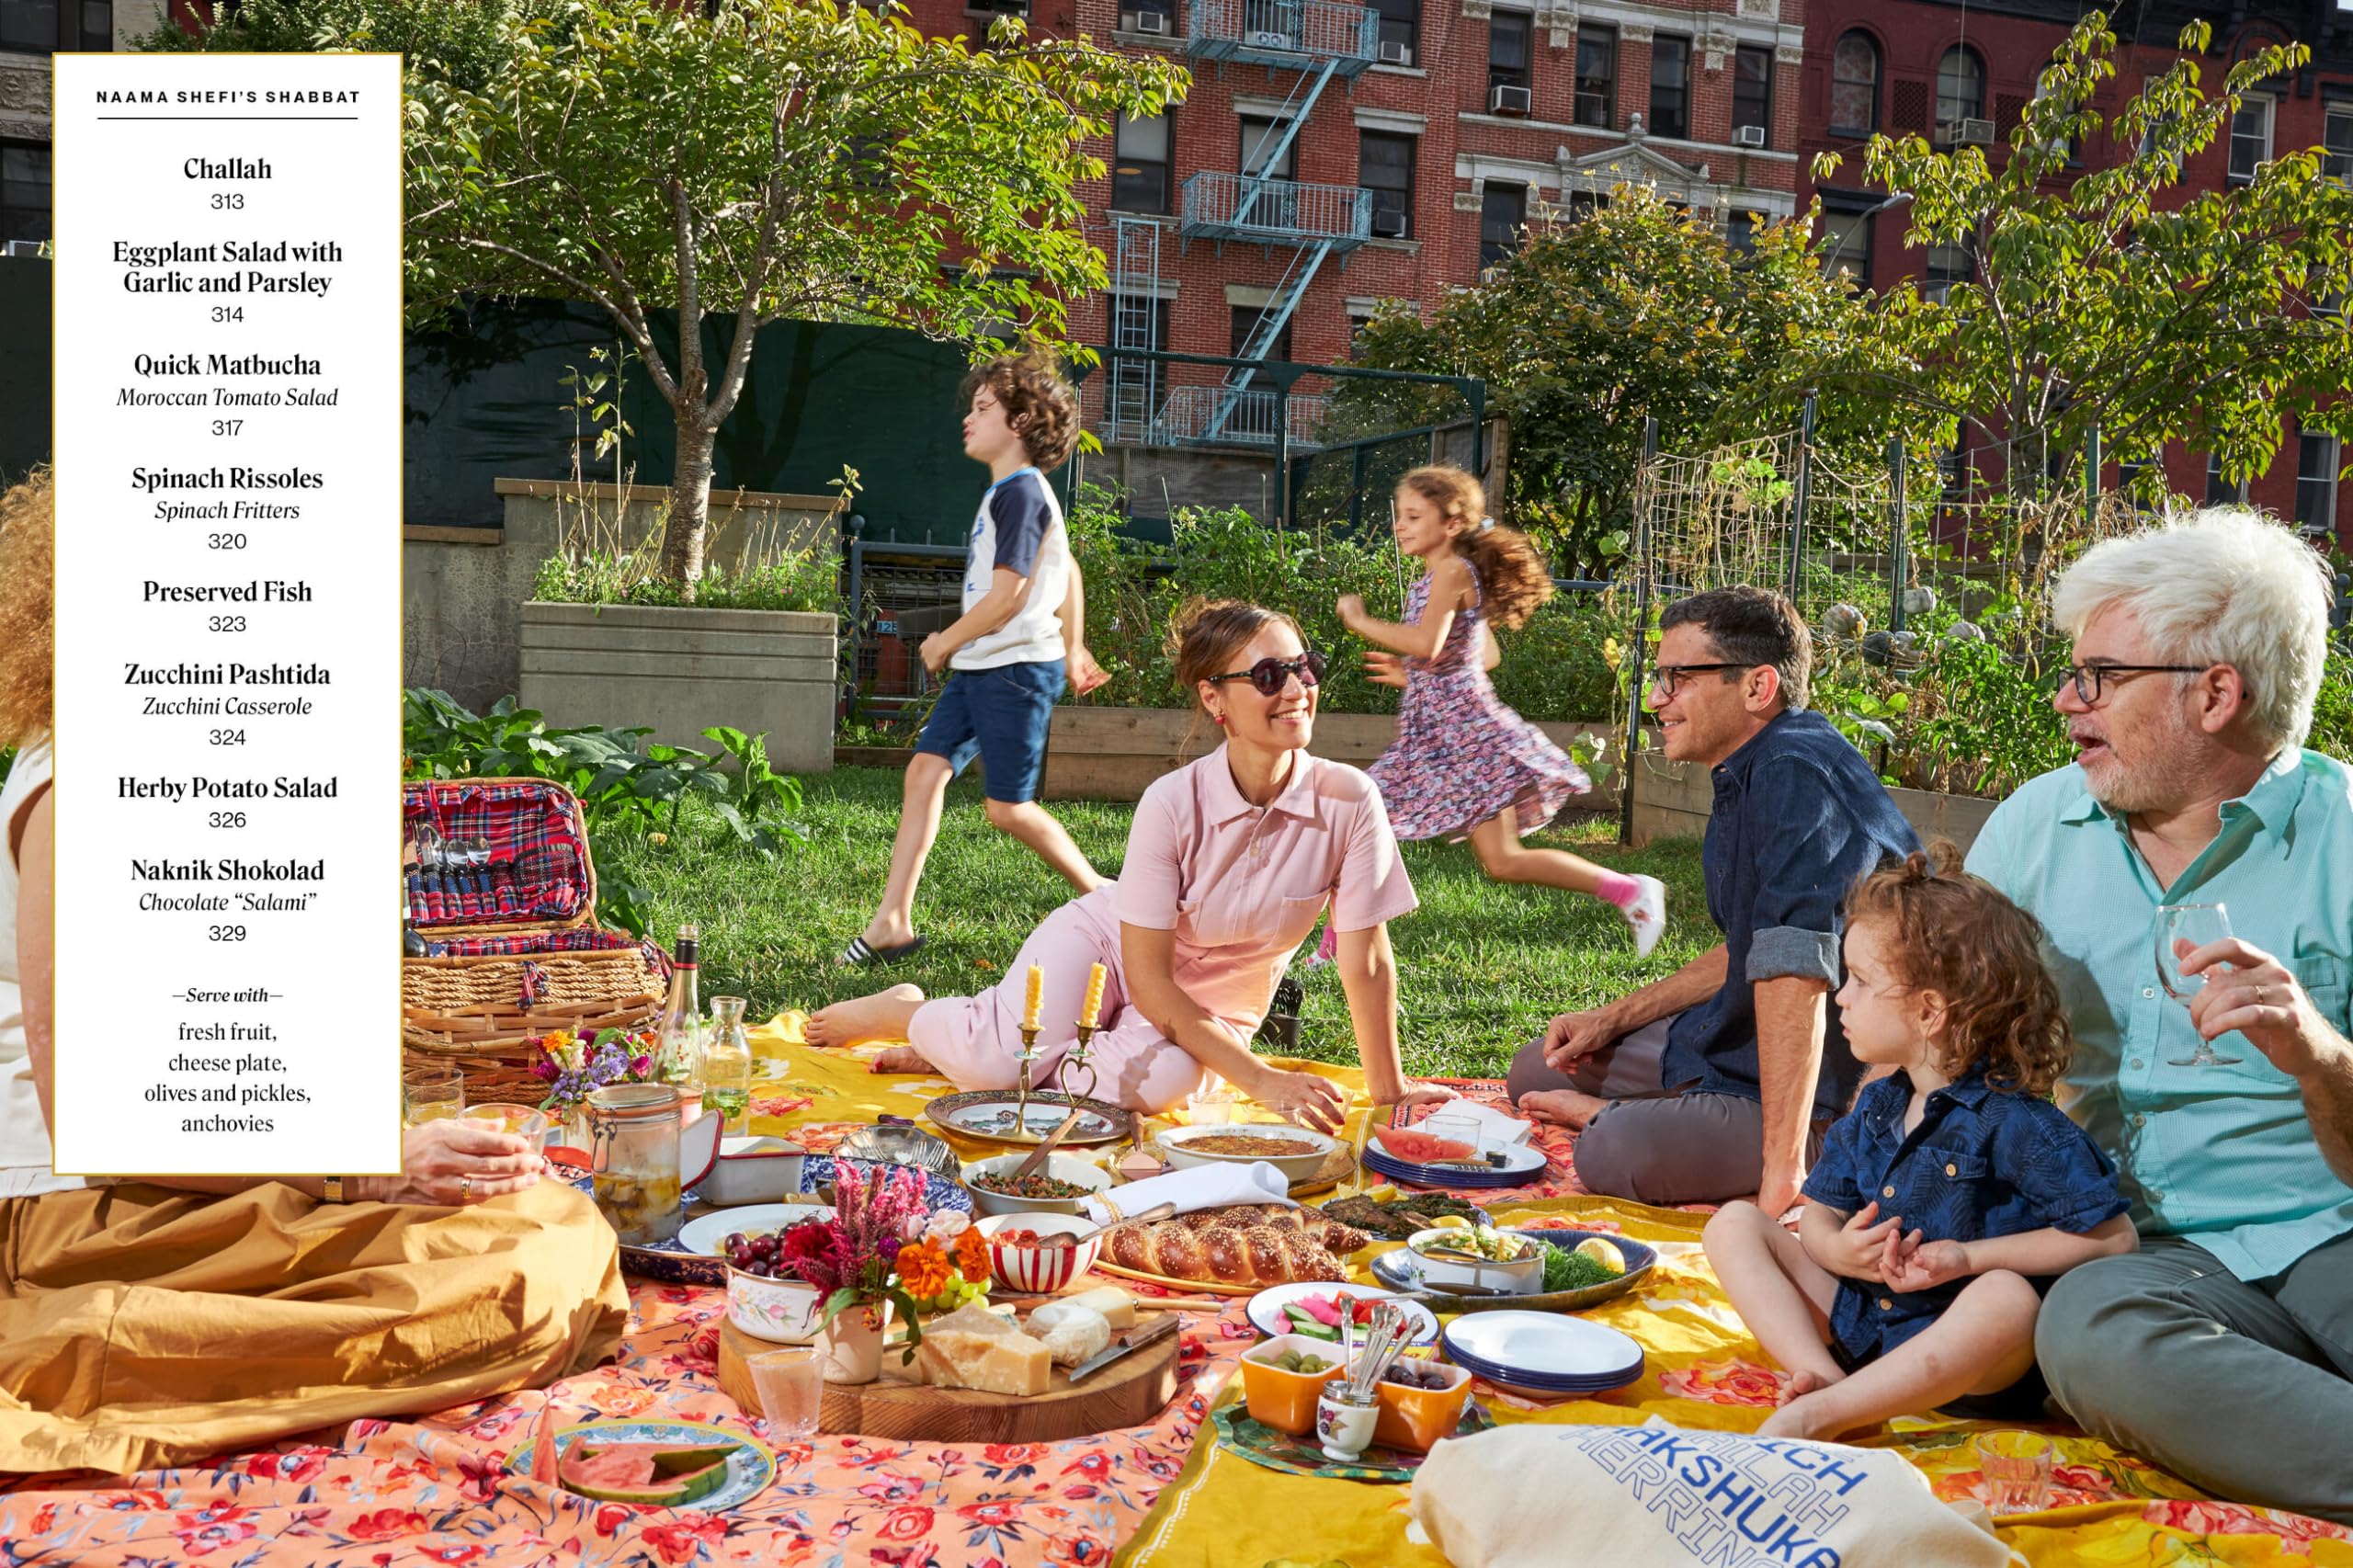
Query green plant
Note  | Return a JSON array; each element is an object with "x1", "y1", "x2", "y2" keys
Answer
[{"x1": 699, "y1": 725, "x2": 809, "y2": 861}]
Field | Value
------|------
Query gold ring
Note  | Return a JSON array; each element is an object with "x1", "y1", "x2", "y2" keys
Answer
[
  {"x1": 2256, "y1": 984, "x2": 2268, "y2": 1006},
  {"x1": 460, "y1": 1174, "x2": 472, "y2": 1201}
]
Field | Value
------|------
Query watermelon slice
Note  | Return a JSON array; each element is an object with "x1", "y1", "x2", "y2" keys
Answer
[
  {"x1": 557, "y1": 1441, "x2": 733, "y2": 1506},
  {"x1": 1373, "y1": 1127, "x2": 1476, "y2": 1164}
]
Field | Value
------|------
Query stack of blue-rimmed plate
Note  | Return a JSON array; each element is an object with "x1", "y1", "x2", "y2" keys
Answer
[
  {"x1": 1440, "y1": 1311, "x2": 1646, "y2": 1398},
  {"x1": 1361, "y1": 1138, "x2": 1547, "y2": 1190}
]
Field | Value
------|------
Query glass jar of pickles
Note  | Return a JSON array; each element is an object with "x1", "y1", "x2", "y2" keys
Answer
[{"x1": 585, "y1": 1083, "x2": 683, "y2": 1245}]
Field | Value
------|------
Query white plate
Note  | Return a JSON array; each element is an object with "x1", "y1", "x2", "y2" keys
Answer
[
  {"x1": 1244, "y1": 1282, "x2": 1440, "y2": 1346},
  {"x1": 1366, "y1": 1135, "x2": 1546, "y2": 1176},
  {"x1": 1441, "y1": 1310, "x2": 1643, "y2": 1382},
  {"x1": 676, "y1": 1203, "x2": 836, "y2": 1259}
]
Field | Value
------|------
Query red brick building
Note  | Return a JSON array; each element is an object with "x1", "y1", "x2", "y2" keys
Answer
[{"x1": 1793, "y1": 0, "x2": 2353, "y2": 536}]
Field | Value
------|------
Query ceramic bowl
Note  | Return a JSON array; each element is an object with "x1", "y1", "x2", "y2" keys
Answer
[
  {"x1": 1371, "y1": 1358, "x2": 1474, "y2": 1452},
  {"x1": 1155, "y1": 1123, "x2": 1336, "y2": 1186},
  {"x1": 1239, "y1": 1334, "x2": 1349, "y2": 1436},
  {"x1": 961, "y1": 1153, "x2": 1112, "y2": 1217},
  {"x1": 972, "y1": 1212, "x2": 1105, "y2": 1292},
  {"x1": 727, "y1": 1267, "x2": 826, "y2": 1344},
  {"x1": 1405, "y1": 1228, "x2": 1548, "y2": 1296}
]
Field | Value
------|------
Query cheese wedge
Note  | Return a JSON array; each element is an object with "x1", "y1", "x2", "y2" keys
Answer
[
  {"x1": 1062, "y1": 1286, "x2": 1137, "y2": 1330},
  {"x1": 906, "y1": 1303, "x2": 1051, "y2": 1397},
  {"x1": 1029, "y1": 1303, "x2": 1111, "y2": 1366}
]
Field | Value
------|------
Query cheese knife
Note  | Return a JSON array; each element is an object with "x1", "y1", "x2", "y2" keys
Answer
[{"x1": 1065, "y1": 1312, "x2": 1180, "y2": 1384}]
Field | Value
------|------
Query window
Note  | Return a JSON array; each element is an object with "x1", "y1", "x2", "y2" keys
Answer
[
  {"x1": 2327, "y1": 101, "x2": 2353, "y2": 184},
  {"x1": 1936, "y1": 46, "x2": 1985, "y2": 142},
  {"x1": 1725, "y1": 209, "x2": 1764, "y2": 259},
  {"x1": 1924, "y1": 239, "x2": 1972, "y2": 302},
  {"x1": 0, "y1": 142, "x2": 50, "y2": 244},
  {"x1": 1239, "y1": 117, "x2": 1297, "y2": 181},
  {"x1": 1830, "y1": 31, "x2": 1879, "y2": 137},
  {"x1": 1229, "y1": 305, "x2": 1293, "y2": 389},
  {"x1": 5, "y1": 0, "x2": 112, "y2": 51},
  {"x1": 1574, "y1": 25, "x2": 1616, "y2": 129},
  {"x1": 2205, "y1": 450, "x2": 2246, "y2": 506},
  {"x1": 1358, "y1": 131, "x2": 1415, "y2": 239},
  {"x1": 1487, "y1": 11, "x2": 1529, "y2": 93},
  {"x1": 1733, "y1": 46, "x2": 1773, "y2": 147},
  {"x1": 1113, "y1": 111, "x2": 1170, "y2": 213},
  {"x1": 1649, "y1": 36, "x2": 1690, "y2": 140},
  {"x1": 2229, "y1": 95, "x2": 2273, "y2": 184},
  {"x1": 1819, "y1": 203, "x2": 1874, "y2": 285},
  {"x1": 1117, "y1": 0, "x2": 1173, "y2": 31},
  {"x1": 1370, "y1": 0, "x2": 1417, "y2": 63},
  {"x1": 2299, "y1": 432, "x2": 2341, "y2": 535},
  {"x1": 1480, "y1": 183, "x2": 1527, "y2": 269}
]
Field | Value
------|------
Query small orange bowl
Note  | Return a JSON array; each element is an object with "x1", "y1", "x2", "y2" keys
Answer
[
  {"x1": 1372, "y1": 1358, "x2": 1473, "y2": 1452},
  {"x1": 1239, "y1": 1335, "x2": 1347, "y2": 1436}
]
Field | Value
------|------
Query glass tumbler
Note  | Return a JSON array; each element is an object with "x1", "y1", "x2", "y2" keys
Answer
[{"x1": 747, "y1": 1346, "x2": 824, "y2": 1439}]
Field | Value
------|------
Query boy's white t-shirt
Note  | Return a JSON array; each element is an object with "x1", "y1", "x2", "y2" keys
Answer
[{"x1": 953, "y1": 467, "x2": 1069, "y2": 671}]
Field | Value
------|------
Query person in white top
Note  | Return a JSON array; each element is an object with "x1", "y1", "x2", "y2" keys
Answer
[{"x1": 0, "y1": 468, "x2": 625, "y2": 1475}]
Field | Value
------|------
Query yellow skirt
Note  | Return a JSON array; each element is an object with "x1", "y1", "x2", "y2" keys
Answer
[{"x1": 0, "y1": 1177, "x2": 629, "y2": 1475}]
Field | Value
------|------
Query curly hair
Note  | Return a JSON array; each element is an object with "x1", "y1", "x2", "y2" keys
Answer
[
  {"x1": 1395, "y1": 464, "x2": 1552, "y2": 631},
  {"x1": 0, "y1": 465, "x2": 53, "y2": 748},
  {"x1": 1846, "y1": 841, "x2": 2074, "y2": 1096},
  {"x1": 959, "y1": 350, "x2": 1082, "y2": 470}
]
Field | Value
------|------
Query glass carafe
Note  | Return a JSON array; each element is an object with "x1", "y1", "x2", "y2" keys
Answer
[
  {"x1": 585, "y1": 1083, "x2": 683, "y2": 1245},
  {"x1": 702, "y1": 996, "x2": 755, "y2": 1134}
]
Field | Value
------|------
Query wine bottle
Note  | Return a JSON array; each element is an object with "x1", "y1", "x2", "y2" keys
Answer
[{"x1": 655, "y1": 924, "x2": 702, "y2": 1090}]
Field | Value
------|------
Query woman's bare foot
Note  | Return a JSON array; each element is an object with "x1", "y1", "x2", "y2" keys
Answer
[
  {"x1": 869, "y1": 1045, "x2": 938, "y2": 1075},
  {"x1": 806, "y1": 983, "x2": 925, "y2": 1048},
  {"x1": 1517, "y1": 1088, "x2": 1607, "y2": 1130}
]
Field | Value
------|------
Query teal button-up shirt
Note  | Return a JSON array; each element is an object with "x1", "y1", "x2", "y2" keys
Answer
[{"x1": 1965, "y1": 748, "x2": 2353, "y2": 1282}]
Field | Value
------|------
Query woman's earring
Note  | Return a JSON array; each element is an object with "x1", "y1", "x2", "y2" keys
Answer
[{"x1": 1212, "y1": 710, "x2": 1227, "y2": 726}]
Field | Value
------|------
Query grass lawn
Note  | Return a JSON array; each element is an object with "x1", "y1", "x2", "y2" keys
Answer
[{"x1": 602, "y1": 767, "x2": 1712, "y2": 1082}]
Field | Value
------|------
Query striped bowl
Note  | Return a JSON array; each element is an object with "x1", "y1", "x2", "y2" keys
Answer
[{"x1": 973, "y1": 1212, "x2": 1104, "y2": 1294}]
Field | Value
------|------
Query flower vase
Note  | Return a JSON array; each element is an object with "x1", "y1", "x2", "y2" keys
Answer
[
  {"x1": 816, "y1": 1301, "x2": 893, "y2": 1385},
  {"x1": 562, "y1": 1109, "x2": 594, "y2": 1154}
]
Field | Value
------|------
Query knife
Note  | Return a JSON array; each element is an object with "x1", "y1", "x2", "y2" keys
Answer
[{"x1": 1065, "y1": 1312, "x2": 1180, "y2": 1383}]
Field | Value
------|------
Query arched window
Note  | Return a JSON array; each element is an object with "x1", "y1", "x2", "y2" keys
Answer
[
  {"x1": 1936, "y1": 46, "x2": 1985, "y2": 142},
  {"x1": 1830, "y1": 31, "x2": 1880, "y2": 137}
]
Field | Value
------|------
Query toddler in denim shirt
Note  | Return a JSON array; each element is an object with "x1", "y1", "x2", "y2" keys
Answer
[{"x1": 1704, "y1": 844, "x2": 2135, "y2": 1439}]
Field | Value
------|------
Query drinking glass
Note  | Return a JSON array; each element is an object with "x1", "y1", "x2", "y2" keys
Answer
[
  {"x1": 1974, "y1": 1431, "x2": 2054, "y2": 1513},
  {"x1": 1187, "y1": 1080, "x2": 1241, "y2": 1126},
  {"x1": 403, "y1": 1065, "x2": 465, "y2": 1127},
  {"x1": 1423, "y1": 1111, "x2": 1483, "y2": 1156},
  {"x1": 748, "y1": 1346, "x2": 824, "y2": 1439},
  {"x1": 2154, "y1": 903, "x2": 2243, "y2": 1066}
]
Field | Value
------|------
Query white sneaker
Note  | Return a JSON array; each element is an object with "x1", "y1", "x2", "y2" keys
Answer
[{"x1": 1621, "y1": 874, "x2": 1667, "y2": 959}]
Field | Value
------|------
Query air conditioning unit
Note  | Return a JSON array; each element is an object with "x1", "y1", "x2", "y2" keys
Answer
[
  {"x1": 1245, "y1": 28, "x2": 1297, "y2": 49},
  {"x1": 1733, "y1": 124, "x2": 1768, "y2": 149},
  {"x1": 1128, "y1": 9, "x2": 1169, "y2": 34},
  {"x1": 1377, "y1": 40, "x2": 1414, "y2": 66},
  {"x1": 1954, "y1": 118, "x2": 1995, "y2": 145},
  {"x1": 1370, "y1": 207, "x2": 1407, "y2": 238},
  {"x1": 1489, "y1": 84, "x2": 1532, "y2": 116}
]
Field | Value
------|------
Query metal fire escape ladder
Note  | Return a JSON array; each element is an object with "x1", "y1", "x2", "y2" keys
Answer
[{"x1": 1107, "y1": 214, "x2": 1164, "y2": 446}]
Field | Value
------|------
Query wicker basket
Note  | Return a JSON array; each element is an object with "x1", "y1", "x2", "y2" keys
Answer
[{"x1": 401, "y1": 778, "x2": 670, "y2": 1085}]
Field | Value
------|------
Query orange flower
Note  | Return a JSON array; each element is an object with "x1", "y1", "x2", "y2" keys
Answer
[
  {"x1": 953, "y1": 1224, "x2": 991, "y2": 1284},
  {"x1": 896, "y1": 1238, "x2": 953, "y2": 1300}
]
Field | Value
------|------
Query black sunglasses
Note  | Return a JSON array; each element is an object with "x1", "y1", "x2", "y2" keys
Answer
[{"x1": 1209, "y1": 650, "x2": 1327, "y2": 697}]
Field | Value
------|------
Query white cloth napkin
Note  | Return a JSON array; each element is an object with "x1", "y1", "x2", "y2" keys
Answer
[{"x1": 1079, "y1": 1161, "x2": 1293, "y2": 1225}]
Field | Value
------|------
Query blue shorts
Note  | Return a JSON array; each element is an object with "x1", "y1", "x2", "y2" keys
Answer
[{"x1": 915, "y1": 659, "x2": 1065, "y2": 803}]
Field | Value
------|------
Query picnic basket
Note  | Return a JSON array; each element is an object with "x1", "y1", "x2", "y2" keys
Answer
[{"x1": 401, "y1": 777, "x2": 671, "y2": 1101}]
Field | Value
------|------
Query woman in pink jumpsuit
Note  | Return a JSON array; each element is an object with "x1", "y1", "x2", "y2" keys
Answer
[{"x1": 807, "y1": 600, "x2": 1456, "y2": 1128}]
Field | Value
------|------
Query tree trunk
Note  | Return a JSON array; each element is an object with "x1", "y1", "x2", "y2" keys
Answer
[{"x1": 661, "y1": 413, "x2": 716, "y2": 600}]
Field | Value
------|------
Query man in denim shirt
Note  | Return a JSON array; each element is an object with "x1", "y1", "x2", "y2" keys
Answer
[
  {"x1": 1966, "y1": 511, "x2": 2353, "y2": 1524},
  {"x1": 1510, "y1": 588, "x2": 1919, "y2": 1211}
]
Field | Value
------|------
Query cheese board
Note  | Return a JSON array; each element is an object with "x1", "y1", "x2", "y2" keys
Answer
[{"x1": 715, "y1": 1317, "x2": 1179, "y2": 1443}]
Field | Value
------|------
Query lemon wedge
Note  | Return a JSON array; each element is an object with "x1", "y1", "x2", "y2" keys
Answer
[
  {"x1": 1574, "y1": 1236, "x2": 1627, "y2": 1274},
  {"x1": 1364, "y1": 1184, "x2": 1398, "y2": 1203},
  {"x1": 1430, "y1": 1213, "x2": 1472, "y2": 1230}
]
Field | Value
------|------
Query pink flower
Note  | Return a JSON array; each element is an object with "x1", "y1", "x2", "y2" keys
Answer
[
  {"x1": 898, "y1": 1213, "x2": 929, "y2": 1244},
  {"x1": 631, "y1": 1054, "x2": 653, "y2": 1076},
  {"x1": 533, "y1": 1058, "x2": 560, "y2": 1082}
]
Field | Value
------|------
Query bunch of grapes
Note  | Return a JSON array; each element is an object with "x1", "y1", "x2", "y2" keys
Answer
[{"x1": 725, "y1": 1230, "x2": 785, "y2": 1278}]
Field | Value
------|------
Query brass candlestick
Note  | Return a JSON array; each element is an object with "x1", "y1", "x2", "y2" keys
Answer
[
  {"x1": 1014, "y1": 1025, "x2": 1043, "y2": 1129},
  {"x1": 1063, "y1": 1023, "x2": 1100, "y2": 1102}
]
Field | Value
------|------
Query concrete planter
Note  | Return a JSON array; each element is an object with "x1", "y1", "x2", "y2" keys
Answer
[
  {"x1": 519, "y1": 601, "x2": 837, "y2": 774},
  {"x1": 1629, "y1": 746, "x2": 1998, "y2": 854},
  {"x1": 1041, "y1": 705, "x2": 1610, "y2": 803}
]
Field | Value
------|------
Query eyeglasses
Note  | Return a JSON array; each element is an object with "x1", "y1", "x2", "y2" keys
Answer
[
  {"x1": 1647, "y1": 662, "x2": 1754, "y2": 699},
  {"x1": 2054, "y1": 663, "x2": 2210, "y2": 706},
  {"x1": 1209, "y1": 650, "x2": 1327, "y2": 697}
]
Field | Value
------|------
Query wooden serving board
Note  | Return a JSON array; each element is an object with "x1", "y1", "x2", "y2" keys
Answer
[{"x1": 716, "y1": 1320, "x2": 1180, "y2": 1443}]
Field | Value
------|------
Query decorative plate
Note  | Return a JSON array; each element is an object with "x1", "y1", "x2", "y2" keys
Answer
[
  {"x1": 1088, "y1": 1256, "x2": 1260, "y2": 1298},
  {"x1": 1360, "y1": 1142, "x2": 1547, "y2": 1189},
  {"x1": 1244, "y1": 1282, "x2": 1440, "y2": 1346},
  {"x1": 566, "y1": 1155, "x2": 970, "y2": 1284},
  {"x1": 1310, "y1": 1193, "x2": 1491, "y2": 1242},
  {"x1": 1211, "y1": 1396, "x2": 1494, "y2": 1483},
  {"x1": 1440, "y1": 1310, "x2": 1646, "y2": 1396},
  {"x1": 509, "y1": 1418, "x2": 776, "y2": 1512},
  {"x1": 1367, "y1": 1228, "x2": 1656, "y2": 1314},
  {"x1": 923, "y1": 1089, "x2": 1131, "y2": 1146}
]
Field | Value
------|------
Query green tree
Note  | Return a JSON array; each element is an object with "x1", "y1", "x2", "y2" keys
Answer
[
  {"x1": 1336, "y1": 187, "x2": 1909, "y2": 576},
  {"x1": 137, "y1": 0, "x2": 523, "y2": 94},
  {"x1": 1816, "y1": 12, "x2": 2353, "y2": 500},
  {"x1": 398, "y1": 0, "x2": 1181, "y2": 593}
]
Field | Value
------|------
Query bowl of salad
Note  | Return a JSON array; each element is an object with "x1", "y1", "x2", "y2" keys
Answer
[
  {"x1": 960, "y1": 1153, "x2": 1112, "y2": 1217},
  {"x1": 1404, "y1": 1225, "x2": 1549, "y2": 1295}
]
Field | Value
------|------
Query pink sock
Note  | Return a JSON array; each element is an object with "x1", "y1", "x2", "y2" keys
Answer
[{"x1": 1596, "y1": 871, "x2": 1643, "y2": 909}]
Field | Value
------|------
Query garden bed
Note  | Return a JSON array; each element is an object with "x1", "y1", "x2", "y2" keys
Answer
[{"x1": 1628, "y1": 745, "x2": 1999, "y2": 853}]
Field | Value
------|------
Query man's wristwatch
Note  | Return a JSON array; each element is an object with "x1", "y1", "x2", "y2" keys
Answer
[{"x1": 322, "y1": 1175, "x2": 347, "y2": 1203}]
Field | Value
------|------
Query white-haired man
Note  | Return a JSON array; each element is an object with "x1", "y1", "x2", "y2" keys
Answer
[{"x1": 1964, "y1": 509, "x2": 2353, "y2": 1525}]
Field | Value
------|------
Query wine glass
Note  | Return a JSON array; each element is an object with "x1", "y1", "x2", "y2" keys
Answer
[{"x1": 2154, "y1": 903, "x2": 2242, "y2": 1066}]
